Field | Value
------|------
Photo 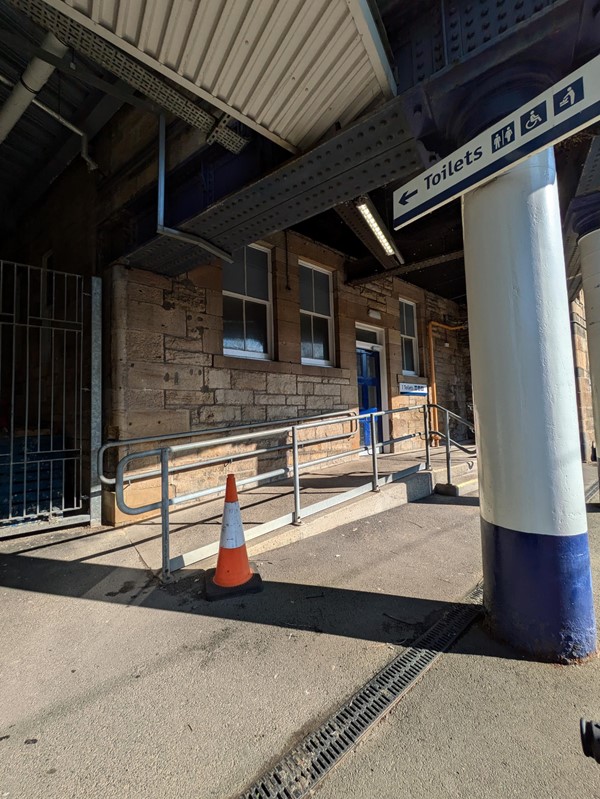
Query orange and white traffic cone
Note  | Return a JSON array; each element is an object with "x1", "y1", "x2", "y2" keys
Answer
[{"x1": 205, "y1": 474, "x2": 263, "y2": 601}]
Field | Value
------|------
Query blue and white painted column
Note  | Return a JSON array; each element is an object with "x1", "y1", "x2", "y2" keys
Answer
[{"x1": 462, "y1": 148, "x2": 596, "y2": 661}]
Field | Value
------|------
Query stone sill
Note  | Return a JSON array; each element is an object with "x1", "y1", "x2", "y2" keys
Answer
[{"x1": 214, "y1": 354, "x2": 347, "y2": 379}]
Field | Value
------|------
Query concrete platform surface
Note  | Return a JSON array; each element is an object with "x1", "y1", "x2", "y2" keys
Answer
[
  {"x1": 106, "y1": 444, "x2": 477, "y2": 574},
  {"x1": 0, "y1": 464, "x2": 598, "y2": 798}
]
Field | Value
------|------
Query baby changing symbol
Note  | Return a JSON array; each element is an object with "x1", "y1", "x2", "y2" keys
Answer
[{"x1": 553, "y1": 77, "x2": 584, "y2": 115}]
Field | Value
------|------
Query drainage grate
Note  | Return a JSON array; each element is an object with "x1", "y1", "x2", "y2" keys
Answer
[{"x1": 238, "y1": 584, "x2": 483, "y2": 799}]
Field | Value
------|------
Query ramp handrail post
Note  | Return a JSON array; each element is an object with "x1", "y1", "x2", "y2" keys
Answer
[
  {"x1": 424, "y1": 404, "x2": 431, "y2": 470},
  {"x1": 160, "y1": 448, "x2": 171, "y2": 582},
  {"x1": 445, "y1": 408, "x2": 452, "y2": 484},
  {"x1": 370, "y1": 413, "x2": 380, "y2": 491},
  {"x1": 292, "y1": 426, "x2": 302, "y2": 524}
]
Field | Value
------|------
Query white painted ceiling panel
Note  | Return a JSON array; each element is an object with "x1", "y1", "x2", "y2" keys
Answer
[{"x1": 47, "y1": 0, "x2": 396, "y2": 150}]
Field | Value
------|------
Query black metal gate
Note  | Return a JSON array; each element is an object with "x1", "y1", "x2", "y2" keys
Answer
[{"x1": 0, "y1": 260, "x2": 91, "y2": 531}]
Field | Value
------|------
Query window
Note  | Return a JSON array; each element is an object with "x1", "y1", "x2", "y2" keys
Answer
[
  {"x1": 400, "y1": 299, "x2": 419, "y2": 375},
  {"x1": 300, "y1": 262, "x2": 334, "y2": 366},
  {"x1": 355, "y1": 327, "x2": 379, "y2": 345},
  {"x1": 223, "y1": 245, "x2": 272, "y2": 359}
]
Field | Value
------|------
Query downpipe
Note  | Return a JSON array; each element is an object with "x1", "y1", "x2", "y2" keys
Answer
[
  {"x1": 0, "y1": 32, "x2": 68, "y2": 144},
  {"x1": 0, "y1": 74, "x2": 97, "y2": 171}
]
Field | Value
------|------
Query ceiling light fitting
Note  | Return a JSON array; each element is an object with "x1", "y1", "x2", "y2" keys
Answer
[{"x1": 355, "y1": 196, "x2": 404, "y2": 262}]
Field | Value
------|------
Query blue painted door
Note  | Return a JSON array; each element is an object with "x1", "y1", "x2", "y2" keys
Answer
[{"x1": 356, "y1": 348, "x2": 383, "y2": 447}]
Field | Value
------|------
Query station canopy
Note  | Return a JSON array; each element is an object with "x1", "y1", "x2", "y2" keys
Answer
[{"x1": 37, "y1": 0, "x2": 396, "y2": 152}]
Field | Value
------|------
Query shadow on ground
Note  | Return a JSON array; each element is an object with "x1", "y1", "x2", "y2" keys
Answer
[
  {"x1": 418, "y1": 495, "x2": 480, "y2": 507},
  {"x1": 0, "y1": 552, "x2": 531, "y2": 660}
]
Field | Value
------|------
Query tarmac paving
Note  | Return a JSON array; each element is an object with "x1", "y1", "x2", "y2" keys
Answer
[
  {"x1": 100, "y1": 445, "x2": 477, "y2": 574},
  {"x1": 0, "y1": 463, "x2": 599, "y2": 798}
]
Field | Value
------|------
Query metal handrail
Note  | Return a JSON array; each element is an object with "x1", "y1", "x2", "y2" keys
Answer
[
  {"x1": 109, "y1": 402, "x2": 475, "y2": 581},
  {"x1": 114, "y1": 415, "x2": 359, "y2": 509},
  {"x1": 428, "y1": 403, "x2": 476, "y2": 484},
  {"x1": 431, "y1": 433, "x2": 476, "y2": 456},
  {"x1": 429, "y1": 403, "x2": 475, "y2": 432},
  {"x1": 98, "y1": 407, "x2": 358, "y2": 487}
]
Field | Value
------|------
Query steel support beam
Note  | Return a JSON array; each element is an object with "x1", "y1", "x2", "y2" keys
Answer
[
  {"x1": 565, "y1": 136, "x2": 600, "y2": 299},
  {"x1": 125, "y1": 97, "x2": 421, "y2": 274},
  {"x1": 347, "y1": 250, "x2": 464, "y2": 286}
]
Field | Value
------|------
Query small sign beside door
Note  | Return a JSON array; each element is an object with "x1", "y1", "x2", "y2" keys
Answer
[{"x1": 399, "y1": 382, "x2": 427, "y2": 396}]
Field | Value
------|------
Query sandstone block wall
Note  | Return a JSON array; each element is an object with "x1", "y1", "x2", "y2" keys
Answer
[
  {"x1": 571, "y1": 290, "x2": 595, "y2": 461},
  {"x1": 3, "y1": 101, "x2": 593, "y2": 530},
  {"x1": 104, "y1": 231, "x2": 472, "y2": 520}
]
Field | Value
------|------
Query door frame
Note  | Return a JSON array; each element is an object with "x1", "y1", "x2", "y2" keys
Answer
[{"x1": 355, "y1": 323, "x2": 389, "y2": 450}]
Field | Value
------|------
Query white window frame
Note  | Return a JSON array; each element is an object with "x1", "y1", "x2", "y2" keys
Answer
[
  {"x1": 223, "y1": 243, "x2": 273, "y2": 361},
  {"x1": 400, "y1": 299, "x2": 419, "y2": 376},
  {"x1": 299, "y1": 260, "x2": 335, "y2": 367}
]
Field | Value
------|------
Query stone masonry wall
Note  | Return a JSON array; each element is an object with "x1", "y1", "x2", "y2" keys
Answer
[
  {"x1": 571, "y1": 290, "x2": 595, "y2": 461},
  {"x1": 105, "y1": 231, "x2": 472, "y2": 521}
]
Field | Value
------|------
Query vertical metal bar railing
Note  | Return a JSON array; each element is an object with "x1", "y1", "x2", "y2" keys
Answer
[
  {"x1": 23, "y1": 266, "x2": 30, "y2": 519},
  {"x1": 423, "y1": 404, "x2": 431, "y2": 470},
  {"x1": 0, "y1": 262, "x2": 88, "y2": 527},
  {"x1": 445, "y1": 408, "x2": 452, "y2": 484},
  {"x1": 89, "y1": 277, "x2": 102, "y2": 523},
  {"x1": 370, "y1": 413, "x2": 379, "y2": 491},
  {"x1": 160, "y1": 448, "x2": 171, "y2": 582},
  {"x1": 8, "y1": 263, "x2": 16, "y2": 519},
  {"x1": 62, "y1": 323, "x2": 67, "y2": 513},
  {"x1": 36, "y1": 289, "x2": 42, "y2": 516},
  {"x1": 292, "y1": 426, "x2": 302, "y2": 524}
]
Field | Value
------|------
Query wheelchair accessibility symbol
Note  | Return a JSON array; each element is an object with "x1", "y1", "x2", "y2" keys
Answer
[
  {"x1": 520, "y1": 102, "x2": 547, "y2": 135},
  {"x1": 525, "y1": 111, "x2": 542, "y2": 129}
]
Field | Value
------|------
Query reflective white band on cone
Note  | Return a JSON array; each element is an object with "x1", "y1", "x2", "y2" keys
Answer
[{"x1": 220, "y1": 501, "x2": 246, "y2": 549}]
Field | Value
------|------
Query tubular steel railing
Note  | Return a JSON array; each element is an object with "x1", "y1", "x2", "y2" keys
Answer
[
  {"x1": 102, "y1": 403, "x2": 474, "y2": 581},
  {"x1": 429, "y1": 403, "x2": 476, "y2": 486},
  {"x1": 98, "y1": 408, "x2": 357, "y2": 490}
]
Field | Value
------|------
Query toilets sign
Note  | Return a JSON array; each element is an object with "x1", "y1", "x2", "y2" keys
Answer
[{"x1": 393, "y1": 54, "x2": 600, "y2": 231}]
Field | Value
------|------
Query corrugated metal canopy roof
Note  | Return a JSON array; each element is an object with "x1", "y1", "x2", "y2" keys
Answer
[{"x1": 42, "y1": 0, "x2": 396, "y2": 150}]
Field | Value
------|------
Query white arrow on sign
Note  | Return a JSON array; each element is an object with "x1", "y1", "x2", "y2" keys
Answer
[{"x1": 393, "y1": 53, "x2": 600, "y2": 231}]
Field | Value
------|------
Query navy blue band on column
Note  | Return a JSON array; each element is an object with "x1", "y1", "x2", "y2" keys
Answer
[{"x1": 481, "y1": 519, "x2": 597, "y2": 661}]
